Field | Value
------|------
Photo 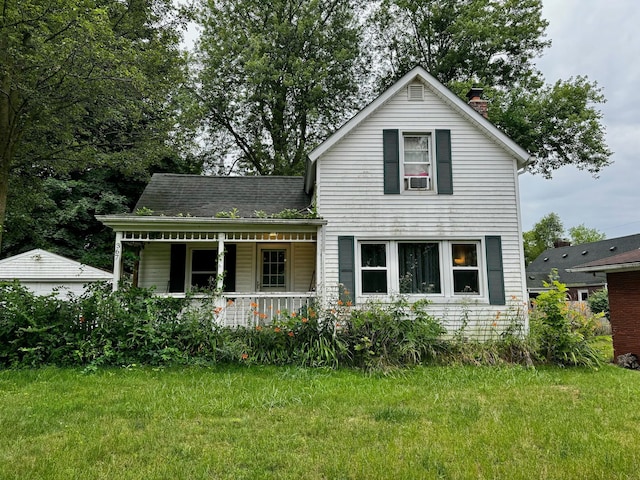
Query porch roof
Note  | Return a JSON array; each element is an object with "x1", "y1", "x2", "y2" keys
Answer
[
  {"x1": 96, "y1": 215, "x2": 325, "y2": 242},
  {"x1": 134, "y1": 174, "x2": 312, "y2": 218}
]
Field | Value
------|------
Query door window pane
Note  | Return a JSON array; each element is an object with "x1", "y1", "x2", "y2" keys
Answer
[{"x1": 262, "y1": 250, "x2": 286, "y2": 288}]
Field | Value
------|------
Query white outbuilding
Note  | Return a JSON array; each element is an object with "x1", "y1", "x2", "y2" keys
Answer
[{"x1": 0, "y1": 249, "x2": 112, "y2": 298}]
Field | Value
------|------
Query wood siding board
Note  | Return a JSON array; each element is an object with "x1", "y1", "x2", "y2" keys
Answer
[{"x1": 138, "y1": 243, "x2": 171, "y2": 290}]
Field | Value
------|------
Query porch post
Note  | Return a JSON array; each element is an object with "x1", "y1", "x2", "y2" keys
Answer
[
  {"x1": 112, "y1": 231, "x2": 123, "y2": 291},
  {"x1": 217, "y1": 233, "x2": 226, "y2": 293}
]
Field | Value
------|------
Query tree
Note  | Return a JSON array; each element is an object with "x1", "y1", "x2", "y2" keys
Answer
[
  {"x1": 2, "y1": 153, "x2": 202, "y2": 269},
  {"x1": 195, "y1": 0, "x2": 365, "y2": 175},
  {"x1": 523, "y1": 213, "x2": 606, "y2": 264},
  {"x1": 0, "y1": 0, "x2": 193, "y2": 249},
  {"x1": 523, "y1": 212, "x2": 564, "y2": 264},
  {"x1": 368, "y1": 0, "x2": 612, "y2": 178},
  {"x1": 568, "y1": 224, "x2": 606, "y2": 245}
]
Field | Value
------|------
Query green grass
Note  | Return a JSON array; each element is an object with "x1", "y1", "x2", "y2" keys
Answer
[{"x1": 1, "y1": 364, "x2": 639, "y2": 479}]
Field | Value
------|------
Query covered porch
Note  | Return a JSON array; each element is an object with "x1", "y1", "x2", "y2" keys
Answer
[{"x1": 97, "y1": 216, "x2": 326, "y2": 326}]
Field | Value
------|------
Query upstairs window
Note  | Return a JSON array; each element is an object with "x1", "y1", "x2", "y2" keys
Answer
[{"x1": 403, "y1": 134, "x2": 432, "y2": 191}]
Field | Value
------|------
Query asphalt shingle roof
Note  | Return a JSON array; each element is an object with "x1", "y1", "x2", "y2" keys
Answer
[
  {"x1": 134, "y1": 174, "x2": 312, "y2": 218},
  {"x1": 573, "y1": 248, "x2": 640, "y2": 270},
  {"x1": 526, "y1": 233, "x2": 640, "y2": 289}
]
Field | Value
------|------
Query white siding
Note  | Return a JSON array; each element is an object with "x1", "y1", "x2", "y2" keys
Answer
[
  {"x1": 316, "y1": 81, "x2": 527, "y2": 330},
  {"x1": 138, "y1": 243, "x2": 171, "y2": 291},
  {"x1": 138, "y1": 241, "x2": 316, "y2": 294},
  {"x1": 292, "y1": 243, "x2": 316, "y2": 292},
  {"x1": 234, "y1": 243, "x2": 255, "y2": 292}
]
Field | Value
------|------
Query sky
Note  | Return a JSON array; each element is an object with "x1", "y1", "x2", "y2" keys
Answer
[{"x1": 521, "y1": 0, "x2": 640, "y2": 239}]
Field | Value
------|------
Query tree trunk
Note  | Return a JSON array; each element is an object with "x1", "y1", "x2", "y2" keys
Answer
[{"x1": 0, "y1": 68, "x2": 19, "y2": 251}]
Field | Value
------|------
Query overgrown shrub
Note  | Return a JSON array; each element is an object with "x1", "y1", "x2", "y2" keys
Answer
[
  {"x1": 529, "y1": 280, "x2": 603, "y2": 367},
  {"x1": 339, "y1": 298, "x2": 446, "y2": 371},
  {"x1": 588, "y1": 288, "x2": 609, "y2": 318},
  {"x1": 1, "y1": 279, "x2": 610, "y2": 371},
  {"x1": 0, "y1": 281, "x2": 83, "y2": 367}
]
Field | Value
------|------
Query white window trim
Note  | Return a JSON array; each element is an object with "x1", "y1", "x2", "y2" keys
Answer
[
  {"x1": 400, "y1": 131, "x2": 436, "y2": 194},
  {"x1": 356, "y1": 239, "x2": 487, "y2": 302},
  {"x1": 448, "y1": 241, "x2": 483, "y2": 296},
  {"x1": 257, "y1": 243, "x2": 291, "y2": 291}
]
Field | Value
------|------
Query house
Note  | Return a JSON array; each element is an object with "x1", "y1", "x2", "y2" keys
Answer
[
  {"x1": 526, "y1": 234, "x2": 640, "y2": 301},
  {"x1": 569, "y1": 248, "x2": 640, "y2": 359},
  {"x1": 0, "y1": 249, "x2": 112, "y2": 298},
  {"x1": 98, "y1": 66, "x2": 532, "y2": 334}
]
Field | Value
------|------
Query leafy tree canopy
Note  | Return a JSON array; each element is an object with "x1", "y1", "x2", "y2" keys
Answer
[
  {"x1": 0, "y1": 0, "x2": 196, "y2": 249},
  {"x1": 195, "y1": 0, "x2": 366, "y2": 175}
]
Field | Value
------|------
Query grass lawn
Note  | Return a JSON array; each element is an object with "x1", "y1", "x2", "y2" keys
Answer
[{"x1": 1, "y1": 363, "x2": 638, "y2": 480}]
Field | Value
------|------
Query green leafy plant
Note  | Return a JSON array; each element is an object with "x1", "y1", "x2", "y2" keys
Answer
[
  {"x1": 588, "y1": 288, "x2": 609, "y2": 318},
  {"x1": 529, "y1": 280, "x2": 602, "y2": 367}
]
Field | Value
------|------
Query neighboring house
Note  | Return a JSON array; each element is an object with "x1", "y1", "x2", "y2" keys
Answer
[
  {"x1": 98, "y1": 66, "x2": 532, "y2": 334},
  {"x1": 0, "y1": 249, "x2": 112, "y2": 298},
  {"x1": 526, "y1": 234, "x2": 640, "y2": 301},
  {"x1": 569, "y1": 249, "x2": 640, "y2": 359}
]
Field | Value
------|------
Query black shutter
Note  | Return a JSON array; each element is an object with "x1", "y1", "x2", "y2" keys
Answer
[
  {"x1": 383, "y1": 129, "x2": 400, "y2": 194},
  {"x1": 169, "y1": 244, "x2": 186, "y2": 293},
  {"x1": 435, "y1": 129, "x2": 453, "y2": 195},
  {"x1": 223, "y1": 244, "x2": 237, "y2": 292},
  {"x1": 338, "y1": 236, "x2": 356, "y2": 303},
  {"x1": 485, "y1": 236, "x2": 506, "y2": 305}
]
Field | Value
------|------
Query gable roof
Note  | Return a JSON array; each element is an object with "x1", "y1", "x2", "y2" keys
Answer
[
  {"x1": 306, "y1": 65, "x2": 532, "y2": 171},
  {"x1": 0, "y1": 249, "x2": 111, "y2": 281},
  {"x1": 526, "y1": 233, "x2": 640, "y2": 289},
  {"x1": 135, "y1": 174, "x2": 312, "y2": 218}
]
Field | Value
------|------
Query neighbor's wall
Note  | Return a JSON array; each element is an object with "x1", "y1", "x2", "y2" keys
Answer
[{"x1": 607, "y1": 270, "x2": 640, "y2": 358}]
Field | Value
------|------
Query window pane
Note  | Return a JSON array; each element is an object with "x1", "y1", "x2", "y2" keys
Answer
[
  {"x1": 453, "y1": 271, "x2": 479, "y2": 294},
  {"x1": 192, "y1": 250, "x2": 218, "y2": 271},
  {"x1": 262, "y1": 249, "x2": 286, "y2": 288},
  {"x1": 398, "y1": 243, "x2": 441, "y2": 293},
  {"x1": 192, "y1": 273, "x2": 216, "y2": 289},
  {"x1": 361, "y1": 244, "x2": 386, "y2": 267},
  {"x1": 452, "y1": 244, "x2": 477, "y2": 267},
  {"x1": 362, "y1": 271, "x2": 388, "y2": 293}
]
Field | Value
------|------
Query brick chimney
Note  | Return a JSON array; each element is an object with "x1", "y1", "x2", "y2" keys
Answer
[{"x1": 466, "y1": 87, "x2": 488, "y2": 119}]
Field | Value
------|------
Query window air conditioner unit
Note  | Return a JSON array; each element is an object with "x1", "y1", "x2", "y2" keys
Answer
[{"x1": 406, "y1": 176, "x2": 429, "y2": 190}]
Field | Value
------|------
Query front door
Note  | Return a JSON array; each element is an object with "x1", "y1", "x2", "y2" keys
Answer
[{"x1": 258, "y1": 245, "x2": 289, "y2": 292}]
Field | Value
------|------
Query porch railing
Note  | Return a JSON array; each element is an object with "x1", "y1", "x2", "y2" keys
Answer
[
  {"x1": 160, "y1": 292, "x2": 317, "y2": 327},
  {"x1": 220, "y1": 293, "x2": 316, "y2": 326}
]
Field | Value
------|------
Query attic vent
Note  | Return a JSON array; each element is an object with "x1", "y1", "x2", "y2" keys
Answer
[
  {"x1": 528, "y1": 275, "x2": 535, "y2": 280},
  {"x1": 543, "y1": 257, "x2": 548, "y2": 262},
  {"x1": 408, "y1": 83, "x2": 424, "y2": 101},
  {"x1": 609, "y1": 246, "x2": 617, "y2": 251},
  {"x1": 581, "y1": 250, "x2": 588, "y2": 255},
  {"x1": 562, "y1": 253, "x2": 568, "y2": 258}
]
